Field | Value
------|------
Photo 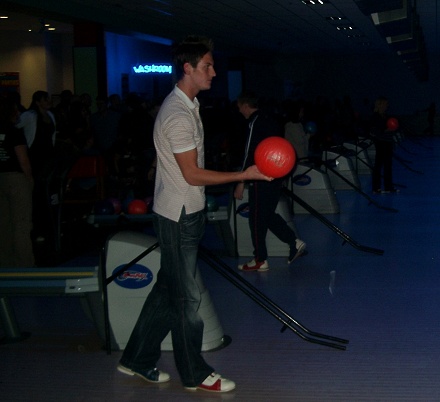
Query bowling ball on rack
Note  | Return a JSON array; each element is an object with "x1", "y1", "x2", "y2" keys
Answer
[
  {"x1": 304, "y1": 121, "x2": 317, "y2": 134},
  {"x1": 127, "y1": 199, "x2": 147, "y2": 215},
  {"x1": 205, "y1": 195, "x2": 219, "y2": 212},
  {"x1": 107, "y1": 197, "x2": 122, "y2": 214},
  {"x1": 144, "y1": 196, "x2": 154, "y2": 213},
  {"x1": 122, "y1": 193, "x2": 135, "y2": 213},
  {"x1": 94, "y1": 199, "x2": 115, "y2": 215},
  {"x1": 254, "y1": 136, "x2": 296, "y2": 178},
  {"x1": 387, "y1": 117, "x2": 399, "y2": 131}
]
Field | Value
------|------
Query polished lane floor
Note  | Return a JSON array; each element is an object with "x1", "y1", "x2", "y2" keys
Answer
[{"x1": 1, "y1": 135, "x2": 440, "y2": 401}]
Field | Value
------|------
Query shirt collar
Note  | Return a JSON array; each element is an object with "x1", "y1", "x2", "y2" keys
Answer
[
  {"x1": 249, "y1": 110, "x2": 259, "y2": 122},
  {"x1": 173, "y1": 85, "x2": 199, "y2": 110}
]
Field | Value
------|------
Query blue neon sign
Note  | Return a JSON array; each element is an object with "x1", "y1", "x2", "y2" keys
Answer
[{"x1": 133, "y1": 64, "x2": 172, "y2": 74}]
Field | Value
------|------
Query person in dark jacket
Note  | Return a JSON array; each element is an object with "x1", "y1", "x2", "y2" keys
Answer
[
  {"x1": 16, "y1": 91, "x2": 57, "y2": 242},
  {"x1": 234, "y1": 91, "x2": 306, "y2": 272},
  {"x1": 370, "y1": 96, "x2": 398, "y2": 194},
  {"x1": 0, "y1": 95, "x2": 34, "y2": 267}
]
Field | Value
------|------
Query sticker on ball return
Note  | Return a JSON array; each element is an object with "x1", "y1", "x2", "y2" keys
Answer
[{"x1": 254, "y1": 136, "x2": 296, "y2": 178}]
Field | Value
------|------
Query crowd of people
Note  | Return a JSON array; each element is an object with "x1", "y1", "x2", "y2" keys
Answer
[
  {"x1": 0, "y1": 94, "x2": 34, "y2": 268},
  {"x1": 51, "y1": 90, "x2": 161, "y2": 201},
  {"x1": 0, "y1": 81, "x2": 410, "y2": 267},
  {"x1": 0, "y1": 87, "x2": 164, "y2": 267}
]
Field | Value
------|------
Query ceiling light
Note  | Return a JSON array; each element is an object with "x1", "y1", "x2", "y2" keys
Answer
[
  {"x1": 326, "y1": 16, "x2": 344, "y2": 21},
  {"x1": 0, "y1": 16, "x2": 9, "y2": 19},
  {"x1": 302, "y1": 0, "x2": 329, "y2": 5},
  {"x1": 336, "y1": 26, "x2": 353, "y2": 31}
]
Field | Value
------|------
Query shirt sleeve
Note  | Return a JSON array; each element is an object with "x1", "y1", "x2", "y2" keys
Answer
[{"x1": 165, "y1": 111, "x2": 197, "y2": 154}]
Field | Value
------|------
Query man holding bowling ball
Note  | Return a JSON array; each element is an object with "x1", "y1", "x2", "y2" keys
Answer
[
  {"x1": 234, "y1": 91, "x2": 306, "y2": 272},
  {"x1": 118, "y1": 36, "x2": 271, "y2": 393}
]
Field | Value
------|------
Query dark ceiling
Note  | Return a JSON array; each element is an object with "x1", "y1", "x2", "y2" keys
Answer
[{"x1": 1, "y1": 0, "x2": 438, "y2": 81}]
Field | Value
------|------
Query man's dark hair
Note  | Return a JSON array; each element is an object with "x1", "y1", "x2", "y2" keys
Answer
[
  {"x1": 171, "y1": 35, "x2": 214, "y2": 79},
  {"x1": 29, "y1": 90, "x2": 49, "y2": 111},
  {"x1": 237, "y1": 90, "x2": 259, "y2": 109}
]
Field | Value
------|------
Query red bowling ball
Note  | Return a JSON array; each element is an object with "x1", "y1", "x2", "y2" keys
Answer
[
  {"x1": 127, "y1": 199, "x2": 147, "y2": 215},
  {"x1": 254, "y1": 136, "x2": 296, "y2": 178},
  {"x1": 387, "y1": 117, "x2": 399, "y2": 131}
]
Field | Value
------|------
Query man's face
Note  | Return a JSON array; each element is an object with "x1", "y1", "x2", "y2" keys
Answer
[
  {"x1": 189, "y1": 52, "x2": 216, "y2": 91},
  {"x1": 379, "y1": 100, "x2": 389, "y2": 114},
  {"x1": 37, "y1": 96, "x2": 52, "y2": 111},
  {"x1": 237, "y1": 102, "x2": 250, "y2": 119}
]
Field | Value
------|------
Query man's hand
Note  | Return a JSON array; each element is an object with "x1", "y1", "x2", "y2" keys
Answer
[
  {"x1": 243, "y1": 165, "x2": 273, "y2": 182},
  {"x1": 234, "y1": 182, "x2": 245, "y2": 200}
]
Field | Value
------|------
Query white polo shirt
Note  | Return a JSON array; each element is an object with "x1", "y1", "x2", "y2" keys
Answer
[{"x1": 153, "y1": 85, "x2": 205, "y2": 222}]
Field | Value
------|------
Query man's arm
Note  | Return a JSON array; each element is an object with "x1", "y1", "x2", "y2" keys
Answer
[{"x1": 174, "y1": 148, "x2": 271, "y2": 186}]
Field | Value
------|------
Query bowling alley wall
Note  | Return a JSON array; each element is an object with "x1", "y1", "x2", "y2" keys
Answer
[{"x1": 0, "y1": 28, "x2": 438, "y2": 117}]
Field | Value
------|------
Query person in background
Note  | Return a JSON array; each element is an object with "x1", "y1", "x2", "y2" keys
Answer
[
  {"x1": 117, "y1": 35, "x2": 271, "y2": 393},
  {"x1": 16, "y1": 90, "x2": 57, "y2": 243},
  {"x1": 90, "y1": 95, "x2": 121, "y2": 156},
  {"x1": 370, "y1": 96, "x2": 398, "y2": 194},
  {"x1": 66, "y1": 98, "x2": 94, "y2": 152},
  {"x1": 108, "y1": 93, "x2": 125, "y2": 113},
  {"x1": 234, "y1": 91, "x2": 307, "y2": 272},
  {"x1": 138, "y1": 98, "x2": 162, "y2": 196},
  {"x1": 284, "y1": 100, "x2": 310, "y2": 160},
  {"x1": 79, "y1": 93, "x2": 92, "y2": 119},
  {"x1": 54, "y1": 89, "x2": 73, "y2": 140},
  {"x1": 8, "y1": 91, "x2": 26, "y2": 113},
  {"x1": 0, "y1": 95, "x2": 34, "y2": 267}
]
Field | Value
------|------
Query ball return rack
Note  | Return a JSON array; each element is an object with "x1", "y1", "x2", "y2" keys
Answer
[
  {"x1": 282, "y1": 186, "x2": 384, "y2": 256},
  {"x1": 103, "y1": 241, "x2": 349, "y2": 352},
  {"x1": 198, "y1": 245, "x2": 349, "y2": 351}
]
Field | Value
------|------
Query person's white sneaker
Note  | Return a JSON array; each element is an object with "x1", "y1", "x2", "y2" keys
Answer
[
  {"x1": 288, "y1": 239, "x2": 306, "y2": 264},
  {"x1": 185, "y1": 372, "x2": 236, "y2": 392},
  {"x1": 238, "y1": 258, "x2": 269, "y2": 272},
  {"x1": 117, "y1": 363, "x2": 170, "y2": 383}
]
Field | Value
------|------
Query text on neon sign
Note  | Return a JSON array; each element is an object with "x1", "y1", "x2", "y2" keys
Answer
[{"x1": 133, "y1": 64, "x2": 172, "y2": 74}]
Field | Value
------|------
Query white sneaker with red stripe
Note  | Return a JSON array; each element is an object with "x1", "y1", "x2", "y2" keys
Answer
[
  {"x1": 238, "y1": 258, "x2": 269, "y2": 272},
  {"x1": 185, "y1": 372, "x2": 236, "y2": 393}
]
